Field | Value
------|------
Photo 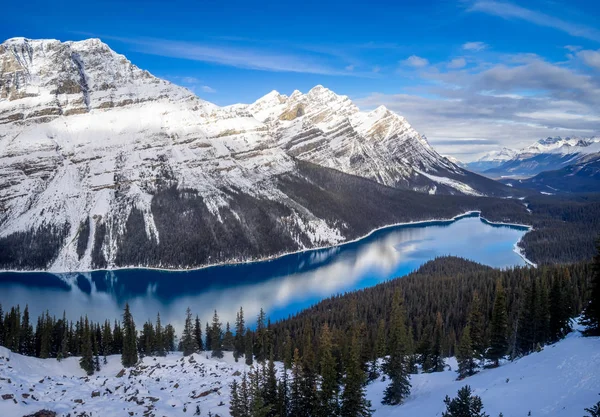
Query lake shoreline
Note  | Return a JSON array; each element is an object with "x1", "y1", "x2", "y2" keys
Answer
[{"x1": 0, "y1": 210, "x2": 534, "y2": 275}]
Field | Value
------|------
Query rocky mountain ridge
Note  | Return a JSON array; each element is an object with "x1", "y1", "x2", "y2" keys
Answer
[{"x1": 0, "y1": 37, "x2": 514, "y2": 272}]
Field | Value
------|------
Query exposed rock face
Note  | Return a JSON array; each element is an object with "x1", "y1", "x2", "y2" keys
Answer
[{"x1": 0, "y1": 38, "x2": 513, "y2": 272}]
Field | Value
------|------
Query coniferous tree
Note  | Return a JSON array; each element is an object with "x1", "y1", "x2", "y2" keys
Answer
[
  {"x1": 121, "y1": 303, "x2": 138, "y2": 367},
  {"x1": 234, "y1": 307, "x2": 246, "y2": 362},
  {"x1": 487, "y1": 281, "x2": 508, "y2": 367},
  {"x1": 181, "y1": 307, "x2": 197, "y2": 356},
  {"x1": 290, "y1": 348, "x2": 307, "y2": 417},
  {"x1": 245, "y1": 329, "x2": 254, "y2": 366},
  {"x1": 456, "y1": 325, "x2": 477, "y2": 380},
  {"x1": 211, "y1": 310, "x2": 223, "y2": 358},
  {"x1": 340, "y1": 326, "x2": 372, "y2": 417},
  {"x1": 223, "y1": 322, "x2": 235, "y2": 351},
  {"x1": 164, "y1": 324, "x2": 176, "y2": 353},
  {"x1": 581, "y1": 240, "x2": 600, "y2": 336},
  {"x1": 205, "y1": 322, "x2": 213, "y2": 351},
  {"x1": 80, "y1": 317, "x2": 94, "y2": 375},
  {"x1": 113, "y1": 320, "x2": 123, "y2": 354},
  {"x1": 584, "y1": 397, "x2": 600, "y2": 417},
  {"x1": 250, "y1": 367, "x2": 271, "y2": 417},
  {"x1": 277, "y1": 362, "x2": 290, "y2": 417},
  {"x1": 19, "y1": 305, "x2": 34, "y2": 356},
  {"x1": 549, "y1": 270, "x2": 572, "y2": 342},
  {"x1": 468, "y1": 291, "x2": 486, "y2": 363},
  {"x1": 431, "y1": 311, "x2": 446, "y2": 372},
  {"x1": 264, "y1": 352, "x2": 279, "y2": 417},
  {"x1": 442, "y1": 385, "x2": 489, "y2": 417},
  {"x1": 230, "y1": 379, "x2": 244, "y2": 417},
  {"x1": 0, "y1": 304, "x2": 4, "y2": 347},
  {"x1": 382, "y1": 290, "x2": 411, "y2": 406},
  {"x1": 194, "y1": 315, "x2": 204, "y2": 352},
  {"x1": 155, "y1": 313, "x2": 165, "y2": 356},
  {"x1": 319, "y1": 323, "x2": 339, "y2": 417},
  {"x1": 283, "y1": 330, "x2": 293, "y2": 369},
  {"x1": 255, "y1": 308, "x2": 267, "y2": 362}
]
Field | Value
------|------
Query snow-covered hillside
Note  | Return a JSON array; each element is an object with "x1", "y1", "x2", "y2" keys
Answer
[
  {"x1": 0, "y1": 37, "x2": 514, "y2": 272},
  {"x1": 0, "y1": 327, "x2": 598, "y2": 417}
]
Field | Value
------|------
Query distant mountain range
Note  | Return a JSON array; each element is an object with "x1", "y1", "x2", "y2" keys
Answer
[
  {"x1": 0, "y1": 38, "x2": 515, "y2": 272},
  {"x1": 467, "y1": 136, "x2": 600, "y2": 178}
]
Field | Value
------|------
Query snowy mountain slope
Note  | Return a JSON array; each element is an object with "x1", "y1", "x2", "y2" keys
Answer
[
  {"x1": 0, "y1": 37, "x2": 515, "y2": 272},
  {"x1": 466, "y1": 148, "x2": 518, "y2": 172},
  {"x1": 0, "y1": 327, "x2": 598, "y2": 417},
  {"x1": 477, "y1": 137, "x2": 600, "y2": 178}
]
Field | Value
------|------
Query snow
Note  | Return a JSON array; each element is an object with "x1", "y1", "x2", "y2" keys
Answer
[{"x1": 0, "y1": 325, "x2": 598, "y2": 416}]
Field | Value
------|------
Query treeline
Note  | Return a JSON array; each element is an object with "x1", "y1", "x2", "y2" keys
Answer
[{"x1": 266, "y1": 257, "x2": 591, "y2": 367}]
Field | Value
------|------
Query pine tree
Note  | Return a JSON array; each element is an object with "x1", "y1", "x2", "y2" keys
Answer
[
  {"x1": 255, "y1": 308, "x2": 267, "y2": 362},
  {"x1": 340, "y1": 326, "x2": 372, "y2": 417},
  {"x1": 277, "y1": 363, "x2": 290, "y2": 417},
  {"x1": 487, "y1": 281, "x2": 508, "y2": 367},
  {"x1": 181, "y1": 307, "x2": 197, "y2": 356},
  {"x1": 234, "y1": 307, "x2": 246, "y2": 362},
  {"x1": 549, "y1": 269, "x2": 572, "y2": 342},
  {"x1": 264, "y1": 352, "x2": 279, "y2": 417},
  {"x1": 39, "y1": 311, "x2": 52, "y2": 359},
  {"x1": 290, "y1": 348, "x2": 306, "y2": 417},
  {"x1": 194, "y1": 315, "x2": 204, "y2": 351},
  {"x1": 468, "y1": 291, "x2": 486, "y2": 362},
  {"x1": 456, "y1": 325, "x2": 477, "y2": 380},
  {"x1": 155, "y1": 313, "x2": 165, "y2": 356},
  {"x1": 584, "y1": 397, "x2": 600, "y2": 417},
  {"x1": 245, "y1": 329, "x2": 254, "y2": 366},
  {"x1": 19, "y1": 305, "x2": 34, "y2": 356},
  {"x1": 382, "y1": 289, "x2": 411, "y2": 406},
  {"x1": 283, "y1": 330, "x2": 293, "y2": 369},
  {"x1": 205, "y1": 322, "x2": 212, "y2": 351},
  {"x1": 581, "y1": 239, "x2": 600, "y2": 336},
  {"x1": 121, "y1": 303, "x2": 138, "y2": 367},
  {"x1": 431, "y1": 311, "x2": 446, "y2": 372},
  {"x1": 113, "y1": 320, "x2": 123, "y2": 354},
  {"x1": 164, "y1": 324, "x2": 176, "y2": 352},
  {"x1": 230, "y1": 379, "x2": 245, "y2": 417},
  {"x1": 250, "y1": 367, "x2": 271, "y2": 417},
  {"x1": 442, "y1": 385, "x2": 489, "y2": 417},
  {"x1": 80, "y1": 317, "x2": 94, "y2": 375},
  {"x1": 223, "y1": 322, "x2": 235, "y2": 351},
  {"x1": 318, "y1": 323, "x2": 339, "y2": 417},
  {"x1": 210, "y1": 310, "x2": 223, "y2": 358}
]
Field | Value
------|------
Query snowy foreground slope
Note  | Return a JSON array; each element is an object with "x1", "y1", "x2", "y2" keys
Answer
[{"x1": 1, "y1": 329, "x2": 598, "y2": 417}]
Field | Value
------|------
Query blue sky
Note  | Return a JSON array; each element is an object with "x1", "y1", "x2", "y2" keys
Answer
[{"x1": 2, "y1": 0, "x2": 600, "y2": 159}]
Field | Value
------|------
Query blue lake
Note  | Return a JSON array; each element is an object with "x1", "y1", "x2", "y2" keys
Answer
[{"x1": 0, "y1": 213, "x2": 529, "y2": 329}]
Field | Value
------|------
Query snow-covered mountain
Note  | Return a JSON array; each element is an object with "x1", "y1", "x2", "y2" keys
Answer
[
  {"x1": 0, "y1": 37, "x2": 514, "y2": 272},
  {"x1": 466, "y1": 147, "x2": 518, "y2": 172},
  {"x1": 475, "y1": 137, "x2": 600, "y2": 178},
  {"x1": 0, "y1": 324, "x2": 598, "y2": 417}
]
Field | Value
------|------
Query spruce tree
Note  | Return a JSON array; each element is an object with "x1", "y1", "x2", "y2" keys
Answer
[
  {"x1": 549, "y1": 270, "x2": 572, "y2": 342},
  {"x1": 250, "y1": 367, "x2": 270, "y2": 417},
  {"x1": 234, "y1": 307, "x2": 246, "y2": 362},
  {"x1": 382, "y1": 289, "x2": 411, "y2": 406},
  {"x1": 319, "y1": 323, "x2": 339, "y2": 417},
  {"x1": 194, "y1": 315, "x2": 204, "y2": 351},
  {"x1": 121, "y1": 303, "x2": 138, "y2": 367},
  {"x1": 19, "y1": 305, "x2": 34, "y2": 356},
  {"x1": 181, "y1": 307, "x2": 197, "y2": 356},
  {"x1": 442, "y1": 385, "x2": 489, "y2": 417},
  {"x1": 340, "y1": 326, "x2": 372, "y2": 417},
  {"x1": 113, "y1": 320, "x2": 123, "y2": 354},
  {"x1": 205, "y1": 322, "x2": 213, "y2": 351},
  {"x1": 79, "y1": 317, "x2": 94, "y2": 375},
  {"x1": 468, "y1": 291, "x2": 485, "y2": 362},
  {"x1": 155, "y1": 313, "x2": 165, "y2": 356},
  {"x1": 584, "y1": 397, "x2": 600, "y2": 417},
  {"x1": 210, "y1": 310, "x2": 223, "y2": 358},
  {"x1": 164, "y1": 324, "x2": 176, "y2": 352},
  {"x1": 245, "y1": 329, "x2": 254, "y2": 366},
  {"x1": 223, "y1": 322, "x2": 235, "y2": 351},
  {"x1": 277, "y1": 363, "x2": 290, "y2": 417},
  {"x1": 290, "y1": 348, "x2": 306, "y2": 417},
  {"x1": 456, "y1": 325, "x2": 477, "y2": 380},
  {"x1": 431, "y1": 311, "x2": 446, "y2": 372},
  {"x1": 255, "y1": 308, "x2": 267, "y2": 362},
  {"x1": 264, "y1": 352, "x2": 279, "y2": 417},
  {"x1": 581, "y1": 239, "x2": 600, "y2": 336},
  {"x1": 487, "y1": 281, "x2": 508, "y2": 367},
  {"x1": 230, "y1": 379, "x2": 245, "y2": 417}
]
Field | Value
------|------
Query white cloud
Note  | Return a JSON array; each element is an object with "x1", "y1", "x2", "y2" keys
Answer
[
  {"x1": 462, "y1": 41, "x2": 487, "y2": 51},
  {"x1": 345, "y1": 64, "x2": 355, "y2": 71},
  {"x1": 201, "y1": 85, "x2": 217, "y2": 93},
  {"x1": 372, "y1": 65, "x2": 381, "y2": 73},
  {"x1": 448, "y1": 58, "x2": 467, "y2": 69},
  {"x1": 402, "y1": 55, "x2": 429, "y2": 68},
  {"x1": 470, "y1": 1, "x2": 600, "y2": 42},
  {"x1": 577, "y1": 49, "x2": 600, "y2": 70},
  {"x1": 565, "y1": 45, "x2": 582, "y2": 52}
]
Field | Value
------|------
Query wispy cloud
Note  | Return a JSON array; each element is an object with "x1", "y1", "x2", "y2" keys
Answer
[
  {"x1": 577, "y1": 49, "x2": 600, "y2": 70},
  {"x1": 104, "y1": 36, "x2": 370, "y2": 76},
  {"x1": 402, "y1": 55, "x2": 429, "y2": 68},
  {"x1": 462, "y1": 41, "x2": 488, "y2": 51},
  {"x1": 448, "y1": 58, "x2": 467, "y2": 69},
  {"x1": 200, "y1": 85, "x2": 217, "y2": 93},
  {"x1": 469, "y1": 1, "x2": 600, "y2": 42}
]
